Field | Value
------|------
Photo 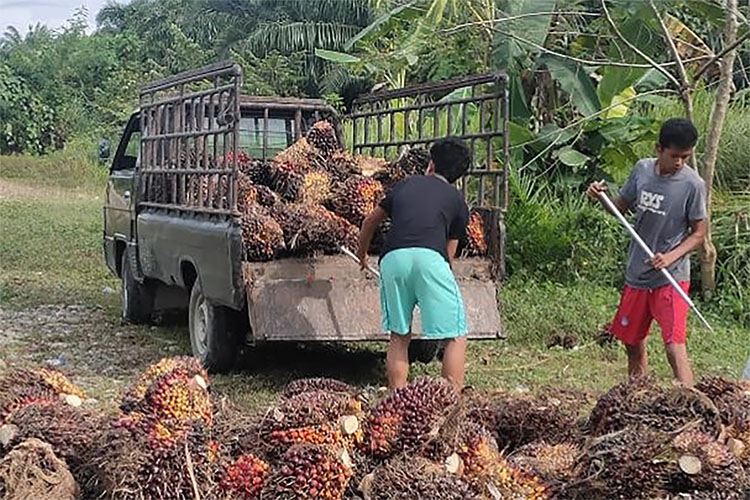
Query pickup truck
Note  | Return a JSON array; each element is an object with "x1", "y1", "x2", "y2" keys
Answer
[{"x1": 102, "y1": 61, "x2": 509, "y2": 372}]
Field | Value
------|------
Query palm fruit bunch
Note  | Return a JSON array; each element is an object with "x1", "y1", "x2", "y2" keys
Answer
[
  {"x1": 365, "y1": 377, "x2": 459, "y2": 457},
  {"x1": 253, "y1": 184, "x2": 281, "y2": 207},
  {"x1": 268, "y1": 162, "x2": 306, "y2": 201},
  {"x1": 271, "y1": 203, "x2": 357, "y2": 256},
  {"x1": 297, "y1": 169, "x2": 333, "y2": 205},
  {"x1": 326, "y1": 151, "x2": 362, "y2": 181},
  {"x1": 588, "y1": 377, "x2": 721, "y2": 438},
  {"x1": 572, "y1": 425, "x2": 670, "y2": 499},
  {"x1": 587, "y1": 375, "x2": 662, "y2": 435},
  {"x1": 371, "y1": 166, "x2": 406, "y2": 193},
  {"x1": 92, "y1": 421, "x2": 216, "y2": 500},
  {"x1": 638, "y1": 385, "x2": 722, "y2": 436},
  {"x1": 725, "y1": 412, "x2": 750, "y2": 466},
  {"x1": 364, "y1": 455, "x2": 479, "y2": 500},
  {"x1": 306, "y1": 120, "x2": 340, "y2": 156},
  {"x1": 509, "y1": 441, "x2": 579, "y2": 486},
  {"x1": 237, "y1": 172, "x2": 258, "y2": 213},
  {"x1": 330, "y1": 175, "x2": 385, "y2": 227},
  {"x1": 267, "y1": 423, "x2": 349, "y2": 458},
  {"x1": 120, "y1": 356, "x2": 205, "y2": 413},
  {"x1": 0, "y1": 438, "x2": 79, "y2": 500},
  {"x1": 219, "y1": 453, "x2": 270, "y2": 500},
  {"x1": 241, "y1": 205, "x2": 285, "y2": 261},
  {"x1": 355, "y1": 155, "x2": 388, "y2": 177},
  {"x1": 273, "y1": 137, "x2": 326, "y2": 173},
  {"x1": 139, "y1": 369, "x2": 213, "y2": 450},
  {"x1": 268, "y1": 390, "x2": 363, "y2": 432},
  {"x1": 242, "y1": 159, "x2": 272, "y2": 187},
  {"x1": 392, "y1": 146, "x2": 430, "y2": 176},
  {"x1": 695, "y1": 376, "x2": 750, "y2": 422},
  {"x1": 114, "y1": 357, "x2": 212, "y2": 452},
  {"x1": 486, "y1": 392, "x2": 582, "y2": 451},
  {"x1": 210, "y1": 397, "x2": 266, "y2": 459},
  {"x1": 464, "y1": 211, "x2": 488, "y2": 256},
  {"x1": 0, "y1": 367, "x2": 85, "y2": 425},
  {"x1": 441, "y1": 422, "x2": 548, "y2": 500},
  {"x1": 664, "y1": 429, "x2": 745, "y2": 498},
  {"x1": 282, "y1": 377, "x2": 357, "y2": 399},
  {"x1": 1, "y1": 400, "x2": 102, "y2": 479},
  {"x1": 260, "y1": 443, "x2": 353, "y2": 500}
]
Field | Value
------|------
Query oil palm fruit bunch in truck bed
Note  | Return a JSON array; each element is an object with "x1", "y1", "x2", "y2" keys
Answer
[{"x1": 168, "y1": 119, "x2": 492, "y2": 261}]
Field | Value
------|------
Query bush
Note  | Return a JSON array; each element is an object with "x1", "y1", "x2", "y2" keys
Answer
[
  {"x1": 0, "y1": 134, "x2": 108, "y2": 189},
  {"x1": 505, "y1": 171, "x2": 627, "y2": 285}
]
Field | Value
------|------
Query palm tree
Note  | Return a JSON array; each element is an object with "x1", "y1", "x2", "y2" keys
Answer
[{"x1": 205, "y1": 0, "x2": 374, "y2": 95}]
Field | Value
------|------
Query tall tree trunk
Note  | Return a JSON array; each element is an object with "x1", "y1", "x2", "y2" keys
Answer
[{"x1": 698, "y1": 0, "x2": 739, "y2": 294}]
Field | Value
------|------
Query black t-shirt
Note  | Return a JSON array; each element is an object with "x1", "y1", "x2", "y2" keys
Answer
[{"x1": 379, "y1": 175, "x2": 469, "y2": 262}]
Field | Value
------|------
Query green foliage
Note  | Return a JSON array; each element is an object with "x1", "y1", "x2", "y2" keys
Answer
[
  {"x1": 505, "y1": 170, "x2": 627, "y2": 285},
  {"x1": 0, "y1": 64, "x2": 57, "y2": 154}
]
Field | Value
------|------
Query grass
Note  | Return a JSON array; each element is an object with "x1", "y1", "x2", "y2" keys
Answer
[{"x1": 1, "y1": 155, "x2": 747, "y2": 414}]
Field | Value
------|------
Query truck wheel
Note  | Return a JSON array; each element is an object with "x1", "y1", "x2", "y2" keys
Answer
[
  {"x1": 408, "y1": 339, "x2": 440, "y2": 364},
  {"x1": 188, "y1": 280, "x2": 237, "y2": 373},
  {"x1": 121, "y1": 251, "x2": 154, "y2": 324}
]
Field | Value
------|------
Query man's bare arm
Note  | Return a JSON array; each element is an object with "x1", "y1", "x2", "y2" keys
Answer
[
  {"x1": 586, "y1": 181, "x2": 629, "y2": 213},
  {"x1": 447, "y1": 239, "x2": 459, "y2": 265},
  {"x1": 650, "y1": 218, "x2": 707, "y2": 270},
  {"x1": 356, "y1": 207, "x2": 387, "y2": 270}
]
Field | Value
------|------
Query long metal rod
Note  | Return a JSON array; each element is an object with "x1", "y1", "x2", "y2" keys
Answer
[
  {"x1": 598, "y1": 191, "x2": 714, "y2": 332},
  {"x1": 340, "y1": 246, "x2": 380, "y2": 279}
]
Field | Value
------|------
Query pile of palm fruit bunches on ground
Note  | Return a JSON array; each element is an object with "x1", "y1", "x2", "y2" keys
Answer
[
  {"x1": 1, "y1": 357, "x2": 749, "y2": 500},
  {"x1": 182, "y1": 120, "x2": 488, "y2": 261}
]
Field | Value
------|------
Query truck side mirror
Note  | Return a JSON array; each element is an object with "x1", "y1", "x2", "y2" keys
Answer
[{"x1": 98, "y1": 138, "x2": 111, "y2": 163}]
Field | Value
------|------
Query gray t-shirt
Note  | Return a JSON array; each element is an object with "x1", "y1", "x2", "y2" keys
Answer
[{"x1": 619, "y1": 158, "x2": 707, "y2": 289}]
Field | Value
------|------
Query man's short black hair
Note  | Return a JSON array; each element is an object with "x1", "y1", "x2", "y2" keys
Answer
[
  {"x1": 658, "y1": 118, "x2": 698, "y2": 150},
  {"x1": 430, "y1": 137, "x2": 471, "y2": 183}
]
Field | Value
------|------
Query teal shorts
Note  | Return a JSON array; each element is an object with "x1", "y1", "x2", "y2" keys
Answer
[{"x1": 379, "y1": 248, "x2": 467, "y2": 339}]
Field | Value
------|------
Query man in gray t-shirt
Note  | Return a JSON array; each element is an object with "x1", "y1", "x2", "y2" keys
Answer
[{"x1": 587, "y1": 118, "x2": 707, "y2": 386}]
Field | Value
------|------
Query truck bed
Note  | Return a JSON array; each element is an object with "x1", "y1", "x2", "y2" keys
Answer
[{"x1": 243, "y1": 256, "x2": 503, "y2": 342}]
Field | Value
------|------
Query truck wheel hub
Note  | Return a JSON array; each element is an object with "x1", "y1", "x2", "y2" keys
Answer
[{"x1": 194, "y1": 299, "x2": 209, "y2": 355}]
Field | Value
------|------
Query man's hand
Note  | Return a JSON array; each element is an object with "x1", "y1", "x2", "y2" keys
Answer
[
  {"x1": 357, "y1": 249, "x2": 368, "y2": 271},
  {"x1": 586, "y1": 180, "x2": 607, "y2": 201},
  {"x1": 650, "y1": 251, "x2": 677, "y2": 270}
]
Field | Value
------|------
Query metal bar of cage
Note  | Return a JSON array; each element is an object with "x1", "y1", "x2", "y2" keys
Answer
[
  {"x1": 138, "y1": 61, "x2": 242, "y2": 217},
  {"x1": 349, "y1": 73, "x2": 509, "y2": 210}
]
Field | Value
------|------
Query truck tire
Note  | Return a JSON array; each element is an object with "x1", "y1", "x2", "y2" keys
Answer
[
  {"x1": 408, "y1": 339, "x2": 439, "y2": 364},
  {"x1": 188, "y1": 280, "x2": 237, "y2": 373},
  {"x1": 121, "y1": 251, "x2": 154, "y2": 324}
]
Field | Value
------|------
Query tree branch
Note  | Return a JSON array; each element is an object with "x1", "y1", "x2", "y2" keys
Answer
[
  {"x1": 694, "y1": 30, "x2": 750, "y2": 81},
  {"x1": 492, "y1": 26, "x2": 707, "y2": 70},
  {"x1": 648, "y1": 0, "x2": 695, "y2": 142},
  {"x1": 443, "y1": 11, "x2": 599, "y2": 34},
  {"x1": 601, "y1": 0, "x2": 681, "y2": 88},
  {"x1": 649, "y1": 0, "x2": 691, "y2": 91},
  {"x1": 493, "y1": 27, "x2": 660, "y2": 69}
]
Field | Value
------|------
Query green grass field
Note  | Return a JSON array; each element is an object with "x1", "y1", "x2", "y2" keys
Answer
[{"x1": 1, "y1": 156, "x2": 747, "y2": 412}]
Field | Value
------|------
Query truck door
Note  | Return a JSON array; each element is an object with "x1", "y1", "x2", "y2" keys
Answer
[{"x1": 103, "y1": 113, "x2": 140, "y2": 274}]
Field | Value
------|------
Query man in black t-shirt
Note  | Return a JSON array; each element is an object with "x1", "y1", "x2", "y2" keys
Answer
[{"x1": 357, "y1": 138, "x2": 471, "y2": 389}]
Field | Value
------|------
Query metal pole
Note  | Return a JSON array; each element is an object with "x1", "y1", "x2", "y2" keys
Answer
[
  {"x1": 340, "y1": 246, "x2": 380, "y2": 279},
  {"x1": 598, "y1": 191, "x2": 714, "y2": 333},
  {"x1": 743, "y1": 355, "x2": 750, "y2": 380}
]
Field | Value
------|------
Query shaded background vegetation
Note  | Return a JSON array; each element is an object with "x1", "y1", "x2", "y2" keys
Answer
[{"x1": 1, "y1": 0, "x2": 748, "y2": 327}]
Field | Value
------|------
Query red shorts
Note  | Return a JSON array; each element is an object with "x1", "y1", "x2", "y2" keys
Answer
[{"x1": 609, "y1": 282, "x2": 690, "y2": 345}]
